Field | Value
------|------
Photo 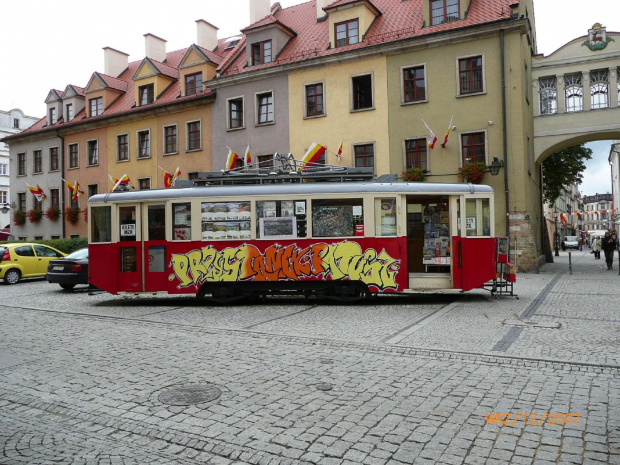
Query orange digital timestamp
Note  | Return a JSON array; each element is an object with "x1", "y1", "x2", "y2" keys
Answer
[{"x1": 485, "y1": 412, "x2": 581, "y2": 426}]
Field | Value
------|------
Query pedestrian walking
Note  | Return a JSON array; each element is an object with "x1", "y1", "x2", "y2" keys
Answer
[
  {"x1": 601, "y1": 231, "x2": 617, "y2": 270},
  {"x1": 592, "y1": 236, "x2": 602, "y2": 260}
]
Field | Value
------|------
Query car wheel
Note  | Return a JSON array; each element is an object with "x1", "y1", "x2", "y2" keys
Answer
[
  {"x1": 59, "y1": 283, "x2": 76, "y2": 290},
  {"x1": 4, "y1": 269, "x2": 21, "y2": 285}
]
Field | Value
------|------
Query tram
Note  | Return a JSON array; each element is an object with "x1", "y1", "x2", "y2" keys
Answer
[{"x1": 88, "y1": 166, "x2": 500, "y2": 301}]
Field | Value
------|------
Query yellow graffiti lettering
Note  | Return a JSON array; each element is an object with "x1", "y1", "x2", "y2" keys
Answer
[{"x1": 169, "y1": 254, "x2": 193, "y2": 287}]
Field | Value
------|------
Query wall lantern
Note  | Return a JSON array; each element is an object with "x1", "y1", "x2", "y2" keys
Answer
[{"x1": 487, "y1": 157, "x2": 504, "y2": 176}]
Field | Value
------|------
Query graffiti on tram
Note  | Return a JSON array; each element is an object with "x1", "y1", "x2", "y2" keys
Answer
[{"x1": 168, "y1": 241, "x2": 401, "y2": 290}]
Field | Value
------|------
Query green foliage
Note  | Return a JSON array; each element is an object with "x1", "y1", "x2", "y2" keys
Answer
[
  {"x1": 35, "y1": 238, "x2": 88, "y2": 254},
  {"x1": 401, "y1": 168, "x2": 426, "y2": 182},
  {"x1": 542, "y1": 144, "x2": 593, "y2": 205},
  {"x1": 458, "y1": 162, "x2": 486, "y2": 184}
]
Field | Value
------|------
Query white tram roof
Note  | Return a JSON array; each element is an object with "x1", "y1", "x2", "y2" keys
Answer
[{"x1": 89, "y1": 182, "x2": 493, "y2": 204}]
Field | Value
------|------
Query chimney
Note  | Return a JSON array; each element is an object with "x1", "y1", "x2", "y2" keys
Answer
[
  {"x1": 196, "y1": 19, "x2": 219, "y2": 51},
  {"x1": 249, "y1": 0, "x2": 271, "y2": 24},
  {"x1": 103, "y1": 47, "x2": 129, "y2": 77},
  {"x1": 144, "y1": 33, "x2": 167, "y2": 62},
  {"x1": 316, "y1": 0, "x2": 328, "y2": 20}
]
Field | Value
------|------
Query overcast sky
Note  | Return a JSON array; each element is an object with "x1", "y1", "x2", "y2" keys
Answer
[{"x1": 1, "y1": 0, "x2": 617, "y2": 195}]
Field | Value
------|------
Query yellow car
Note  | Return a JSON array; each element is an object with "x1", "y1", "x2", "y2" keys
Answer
[{"x1": 0, "y1": 243, "x2": 66, "y2": 284}]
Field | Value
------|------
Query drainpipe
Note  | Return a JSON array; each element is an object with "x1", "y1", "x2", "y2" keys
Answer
[
  {"x1": 56, "y1": 130, "x2": 65, "y2": 239},
  {"x1": 500, "y1": 29, "x2": 510, "y2": 238}
]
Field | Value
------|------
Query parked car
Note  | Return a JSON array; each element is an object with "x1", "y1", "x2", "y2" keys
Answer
[
  {"x1": 0, "y1": 243, "x2": 66, "y2": 284},
  {"x1": 46, "y1": 247, "x2": 89, "y2": 290},
  {"x1": 563, "y1": 235, "x2": 579, "y2": 250},
  {"x1": 0, "y1": 225, "x2": 10, "y2": 241}
]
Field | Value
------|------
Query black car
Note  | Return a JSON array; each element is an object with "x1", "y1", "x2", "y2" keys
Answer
[{"x1": 46, "y1": 248, "x2": 89, "y2": 290}]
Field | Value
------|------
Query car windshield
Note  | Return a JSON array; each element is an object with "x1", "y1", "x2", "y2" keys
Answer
[
  {"x1": 565, "y1": 236, "x2": 577, "y2": 242},
  {"x1": 66, "y1": 248, "x2": 89, "y2": 260},
  {"x1": 0, "y1": 247, "x2": 5, "y2": 261}
]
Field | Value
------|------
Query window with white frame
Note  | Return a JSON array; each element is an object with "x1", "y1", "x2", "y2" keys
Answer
[
  {"x1": 405, "y1": 139, "x2": 428, "y2": 171},
  {"x1": 0, "y1": 163, "x2": 7, "y2": 175},
  {"x1": 403, "y1": 65, "x2": 426, "y2": 103},
  {"x1": 539, "y1": 76, "x2": 557, "y2": 114},
  {"x1": 117, "y1": 134, "x2": 129, "y2": 161},
  {"x1": 564, "y1": 73, "x2": 583, "y2": 112},
  {"x1": 354, "y1": 143, "x2": 374, "y2": 168},
  {"x1": 458, "y1": 56, "x2": 483, "y2": 95},
  {"x1": 163, "y1": 126, "x2": 177, "y2": 154},
  {"x1": 590, "y1": 69, "x2": 609, "y2": 109},
  {"x1": 351, "y1": 74, "x2": 373, "y2": 110},
  {"x1": 49, "y1": 147, "x2": 59, "y2": 171},
  {"x1": 305, "y1": 83, "x2": 324, "y2": 117},
  {"x1": 256, "y1": 92, "x2": 274, "y2": 124},
  {"x1": 431, "y1": 0, "x2": 459, "y2": 26},
  {"x1": 138, "y1": 130, "x2": 150, "y2": 158},
  {"x1": 186, "y1": 121, "x2": 201, "y2": 150},
  {"x1": 0, "y1": 191, "x2": 7, "y2": 204},
  {"x1": 87, "y1": 140, "x2": 98, "y2": 166},
  {"x1": 33, "y1": 150, "x2": 42, "y2": 173},
  {"x1": 461, "y1": 132, "x2": 486, "y2": 165},
  {"x1": 227, "y1": 97, "x2": 244, "y2": 129}
]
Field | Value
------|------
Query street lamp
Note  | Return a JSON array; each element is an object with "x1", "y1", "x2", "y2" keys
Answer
[
  {"x1": 487, "y1": 157, "x2": 504, "y2": 176},
  {"x1": 0, "y1": 203, "x2": 9, "y2": 214}
]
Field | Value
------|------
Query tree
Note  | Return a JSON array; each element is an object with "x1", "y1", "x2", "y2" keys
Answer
[{"x1": 542, "y1": 144, "x2": 592, "y2": 206}]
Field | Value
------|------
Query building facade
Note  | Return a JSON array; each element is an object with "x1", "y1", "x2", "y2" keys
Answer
[{"x1": 0, "y1": 108, "x2": 38, "y2": 230}]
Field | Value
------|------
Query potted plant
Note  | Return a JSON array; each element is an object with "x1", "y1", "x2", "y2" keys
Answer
[
  {"x1": 401, "y1": 167, "x2": 427, "y2": 182},
  {"x1": 44, "y1": 205, "x2": 61, "y2": 221},
  {"x1": 13, "y1": 210, "x2": 26, "y2": 227},
  {"x1": 26, "y1": 208, "x2": 43, "y2": 223},
  {"x1": 458, "y1": 162, "x2": 486, "y2": 184},
  {"x1": 65, "y1": 207, "x2": 80, "y2": 225}
]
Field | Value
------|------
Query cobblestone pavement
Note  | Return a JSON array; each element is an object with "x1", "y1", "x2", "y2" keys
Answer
[{"x1": 0, "y1": 249, "x2": 619, "y2": 464}]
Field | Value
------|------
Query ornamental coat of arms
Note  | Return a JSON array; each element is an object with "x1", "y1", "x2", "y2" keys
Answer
[{"x1": 582, "y1": 23, "x2": 615, "y2": 51}]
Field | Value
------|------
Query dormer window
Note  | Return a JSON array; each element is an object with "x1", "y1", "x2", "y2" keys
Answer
[
  {"x1": 225, "y1": 40, "x2": 240, "y2": 50},
  {"x1": 49, "y1": 108, "x2": 57, "y2": 124},
  {"x1": 90, "y1": 97, "x2": 103, "y2": 116},
  {"x1": 13, "y1": 119, "x2": 20, "y2": 129},
  {"x1": 139, "y1": 84, "x2": 154, "y2": 106},
  {"x1": 185, "y1": 72, "x2": 203, "y2": 96},
  {"x1": 251, "y1": 40, "x2": 272, "y2": 66},
  {"x1": 66, "y1": 104, "x2": 74, "y2": 122},
  {"x1": 431, "y1": 0, "x2": 459, "y2": 26},
  {"x1": 335, "y1": 19, "x2": 359, "y2": 47}
]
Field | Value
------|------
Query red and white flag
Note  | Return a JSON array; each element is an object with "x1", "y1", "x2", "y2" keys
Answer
[
  {"x1": 163, "y1": 167, "x2": 181, "y2": 188},
  {"x1": 300, "y1": 142, "x2": 326, "y2": 170},
  {"x1": 441, "y1": 116, "x2": 454, "y2": 148},
  {"x1": 26, "y1": 183, "x2": 46, "y2": 201},
  {"x1": 244, "y1": 145, "x2": 252, "y2": 166},
  {"x1": 226, "y1": 147, "x2": 240, "y2": 170},
  {"x1": 336, "y1": 139, "x2": 343, "y2": 161},
  {"x1": 109, "y1": 174, "x2": 131, "y2": 192},
  {"x1": 422, "y1": 120, "x2": 437, "y2": 149}
]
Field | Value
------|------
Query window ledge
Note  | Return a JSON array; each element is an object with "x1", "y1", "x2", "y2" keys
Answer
[
  {"x1": 303, "y1": 113, "x2": 326, "y2": 120},
  {"x1": 87, "y1": 164, "x2": 99, "y2": 168},
  {"x1": 163, "y1": 152, "x2": 179, "y2": 157},
  {"x1": 117, "y1": 159, "x2": 130, "y2": 163},
  {"x1": 401, "y1": 99, "x2": 428, "y2": 106},
  {"x1": 186, "y1": 148, "x2": 202, "y2": 153},
  {"x1": 137, "y1": 156, "x2": 152, "y2": 160},
  {"x1": 457, "y1": 91, "x2": 487, "y2": 98},
  {"x1": 33, "y1": 171, "x2": 43, "y2": 175},
  {"x1": 256, "y1": 121, "x2": 275, "y2": 127},
  {"x1": 48, "y1": 169, "x2": 60, "y2": 173},
  {"x1": 350, "y1": 107, "x2": 375, "y2": 113},
  {"x1": 227, "y1": 126, "x2": 246, "y2": 132},
  {"x1": 67, "y1": 167, "x2": 80, "y2": 170}
]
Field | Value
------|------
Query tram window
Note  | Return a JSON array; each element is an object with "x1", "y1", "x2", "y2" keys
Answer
[
  {"x1": 375, "y1": 198, "x2": 397, "y2": 236},
  {"x1": 91, "y1": 206, "x2": 111, "y2": 243},
  {"x1": 256, "y1": 200, "x2": 305, "y2": 239},
  {"x1": 148, "y1": 205, "x2": 166, "y2": 240},
  {"x1": 312, "y1": 198, "x2": 363, "y2": 237},
  {"x1": 465, "y1": 198, "x2": 491, "y2": 236},
  {"x1": 119, "y1": 206, "x2": 136, "y2": 242},
  {"x1": 201, "y1": 201, "x2": 251, "y2": 240},
  {"x1": 172, "y1": 202, "x2": 192, "y2": 240}
]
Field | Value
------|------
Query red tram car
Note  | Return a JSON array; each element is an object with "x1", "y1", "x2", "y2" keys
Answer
[{"x1": 88, "y1": 172, "x2": 499, "y2": 301}]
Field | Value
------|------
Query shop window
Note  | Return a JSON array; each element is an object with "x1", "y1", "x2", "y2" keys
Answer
[
  {"x1": 172, "y1": 202, "x2": 192, "y2": 240},
  {"x1": 256, "y1": 200, "x2": 306, "y2": 239},
  {"x1": 312, "y1": 198, "x2": 363, "y2": 237},
  {"x1": 375, "y1": 198, "x2": 397, "y2": 236},
  {"x1": 201, "y1": 201, "x2": 251, "y2": 240}
]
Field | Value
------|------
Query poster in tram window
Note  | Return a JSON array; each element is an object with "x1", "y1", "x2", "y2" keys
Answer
[
  {"x1": 260, "y1": 217, "x2": 296, "y2": 239},
  {"x1": 313, "y1": 206, "x2": 355, "y2": 237},
  {"x1": 174, "y1": 227, "x2": 191, "y2": 240}
]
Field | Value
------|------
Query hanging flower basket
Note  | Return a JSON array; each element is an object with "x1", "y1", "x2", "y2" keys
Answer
[
  {"x1": 458, "y1": 162, "x2": 486, "y2": 184},
  {"x1": 27, "y1": 209, "x2": 43, "y2": 223},
  {"x1": 13, "y1": 210, "x2": 26, "y2": 227},
  {"x1": 401, "y1": 168, "x2": 427, "y2": 182},
  {"x1": 44, "y1": 205, "x2": 61, "y2": 221},
  {"x1": 64, "y1": 207, "x2": 80, "y2": 225}
]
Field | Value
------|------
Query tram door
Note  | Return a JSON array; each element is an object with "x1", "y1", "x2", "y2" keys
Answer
[
  {"x1": 142, "y1": 203, "x2": 168, "y2": 292},
  {"x1": 118, "y1": 204, "x2": 143, "y2": 292},
  {"x1": 406, "y1": 196, "x2": 452, "y2": 275}
]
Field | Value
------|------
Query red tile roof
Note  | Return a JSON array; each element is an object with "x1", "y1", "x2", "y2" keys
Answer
[
  {"x1": 96, "y1": 73, "x2": 128, "y2": 92},
  {"x1": 219, "y1": 0, "x2": 516, "y2": 76}
]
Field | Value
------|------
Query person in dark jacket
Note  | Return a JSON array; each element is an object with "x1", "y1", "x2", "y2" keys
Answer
[{"x1": 601, "y1": 231, "x2": 618, "y2": 270}]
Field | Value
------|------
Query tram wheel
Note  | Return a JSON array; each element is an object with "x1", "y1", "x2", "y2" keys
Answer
[{"x1": 330, "y1": 282, "x2": 369, "y2": 302}]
